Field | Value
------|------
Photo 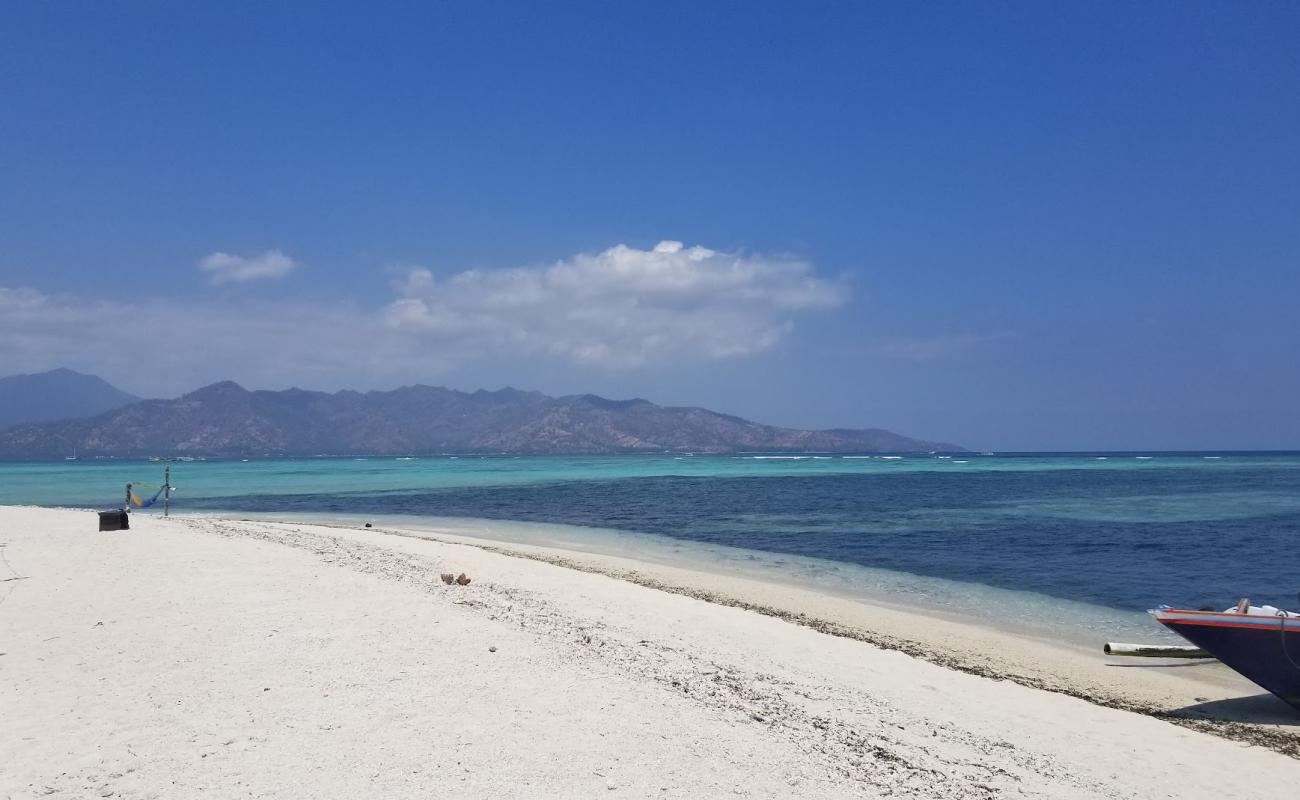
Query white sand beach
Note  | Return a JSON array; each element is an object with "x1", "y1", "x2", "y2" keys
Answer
[{"x1": 4, "y1": 506, "x2": 1300, "y2": 799}]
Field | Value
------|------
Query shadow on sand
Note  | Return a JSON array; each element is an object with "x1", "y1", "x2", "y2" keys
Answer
[
  {"x1": 1103, "y1": 660, "x2": 1300, "y2": 727},
  {"x1": 1104, "y1": 659, "x2": 1219, "y2": 669},
  {"x1": 1168, "y1": 692, "x2": 1300, "y2": 727}
]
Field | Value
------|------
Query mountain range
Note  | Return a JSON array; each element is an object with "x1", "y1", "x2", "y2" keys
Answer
[
  {"x1": 0, "y1": 374, "x2": 963, "y2": 457},
  {"x1": 0, "y1": 368, "x2": 140, "y2": 431}
]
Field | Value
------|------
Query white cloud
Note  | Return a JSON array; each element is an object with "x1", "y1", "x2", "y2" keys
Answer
[
  {"x1": 0, "y1": 240, "x2": 846, "y2": 395},
  {"x1": 385, "y1": 240, "x2": 844, "y2": 367},
  {"x1": 0, "y1": 282, "x2": 457, "y2": 399},
  {"x1": 198, "y1": 249, "x2": 297, "y2": 284}
]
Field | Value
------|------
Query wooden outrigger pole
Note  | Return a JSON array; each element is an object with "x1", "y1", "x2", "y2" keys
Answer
[{"x1": 1103, "y1": 642, "x2": 1211, "y2": 659}]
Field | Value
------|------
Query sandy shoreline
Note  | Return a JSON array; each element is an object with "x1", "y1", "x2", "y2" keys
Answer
[
  {"x1": 362, "y1": 519, "x2": 1300, "y2": 743},
  {"x1": 4, "y1": 507, "x2": 1300, "y2": 798}
]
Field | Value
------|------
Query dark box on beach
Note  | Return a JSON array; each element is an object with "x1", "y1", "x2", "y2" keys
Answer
[{"x1": 98, "y1": 510, "x2": 129, "y2": 531}]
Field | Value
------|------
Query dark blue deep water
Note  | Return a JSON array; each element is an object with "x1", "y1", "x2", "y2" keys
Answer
[{"x1": 169, "y1": 455, "x2": 1300, "y2": 613}]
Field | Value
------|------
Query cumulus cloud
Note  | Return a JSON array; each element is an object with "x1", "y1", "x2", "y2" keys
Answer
[
  {"x1": 385, "y1": 240, "x2": 844, "y2": 367},
  {"x1": 1, "y1": 240, "x2": 846, "y2": 395},
  {"x1": 198, "y1": 249, "x2": 297, "y2": 284}
]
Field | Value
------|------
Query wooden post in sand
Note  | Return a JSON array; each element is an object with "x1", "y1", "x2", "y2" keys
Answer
[{"x1": 164, "y1": 464, "x2": 171, "y2": 517}]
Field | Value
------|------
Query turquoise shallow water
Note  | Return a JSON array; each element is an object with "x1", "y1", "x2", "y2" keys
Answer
[{"x1": 4, "y1": 452, "x2": 1299, "y2": 643}]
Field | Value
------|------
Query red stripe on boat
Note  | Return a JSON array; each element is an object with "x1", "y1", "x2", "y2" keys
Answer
[{"x1": 1160, "y1": 618, "x2": 1294, "y2": 631}]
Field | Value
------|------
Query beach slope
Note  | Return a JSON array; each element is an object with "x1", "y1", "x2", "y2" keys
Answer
[{"x1": 3, "y1": 507, "x2": 1299, "y2": 799}]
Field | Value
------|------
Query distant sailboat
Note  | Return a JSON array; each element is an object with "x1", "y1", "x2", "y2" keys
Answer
[{"x1": 65, "y1": 447, "x2": 77, "y2": 461}]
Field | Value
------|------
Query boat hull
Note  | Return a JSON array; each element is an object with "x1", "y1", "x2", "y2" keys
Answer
[{"x1": 1154, "y1": 608, "x2": 1300, "y2": 710}]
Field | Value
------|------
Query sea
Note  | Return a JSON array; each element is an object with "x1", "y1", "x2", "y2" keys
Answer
[{"x1": 4, "y1": 452, "x2": 1299, "y2": 646}]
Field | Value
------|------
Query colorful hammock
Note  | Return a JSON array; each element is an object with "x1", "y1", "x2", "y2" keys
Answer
[{"x1": 129, "y1": 483, "x2": 165, "y2": 508}]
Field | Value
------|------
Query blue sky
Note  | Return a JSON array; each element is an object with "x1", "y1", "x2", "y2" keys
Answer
[{"x1": 1, "y1": 2, "x2": 1297, "y2": 450}]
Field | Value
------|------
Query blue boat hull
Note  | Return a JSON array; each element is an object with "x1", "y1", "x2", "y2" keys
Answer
[{"x1": 1158, "y1": 616, "x2": 1300, "y2": 710}]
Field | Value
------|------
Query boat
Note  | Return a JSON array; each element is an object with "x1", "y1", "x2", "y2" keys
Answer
[{"x1": 1152, "y1": 601, "x2": 1300, "y2": 709}]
